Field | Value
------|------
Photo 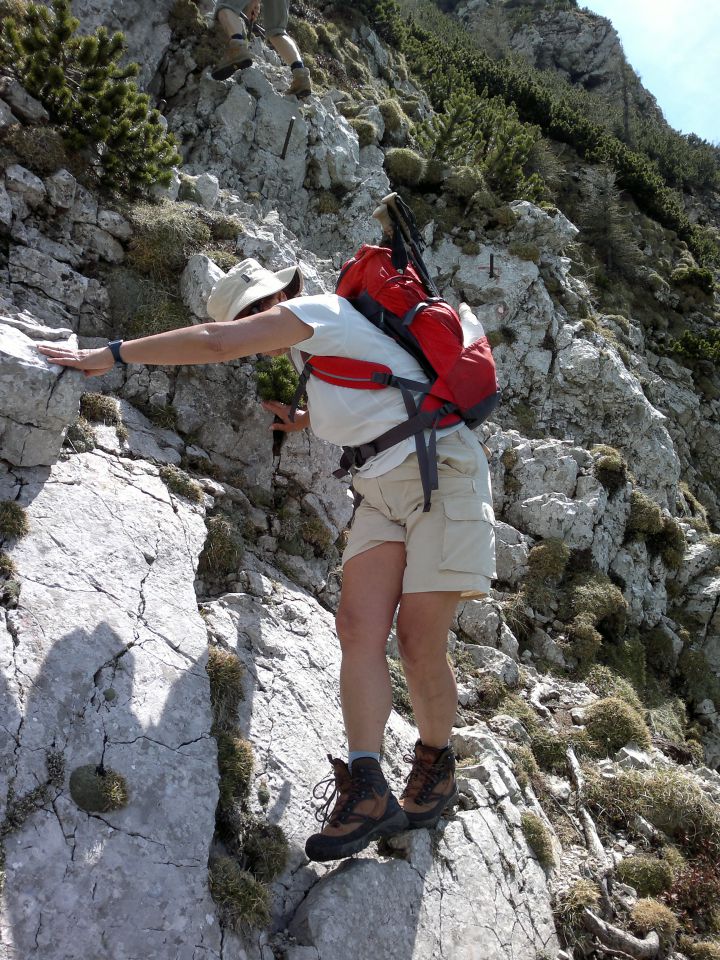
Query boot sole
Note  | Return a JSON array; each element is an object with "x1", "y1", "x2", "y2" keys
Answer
[
  {"x1": 305, "y1": 808, "x2": 409, "y2": 862},
  {"x1": 211, "y1": 60, "x2": 252, "y2": 81},
  {"x1": 403, "y1": 790, "x2": 459, "y2": 831}
]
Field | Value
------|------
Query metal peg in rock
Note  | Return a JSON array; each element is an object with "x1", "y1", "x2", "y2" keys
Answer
[{"x1": 281, "y1": 116, "x2": 296, "y2": 161}]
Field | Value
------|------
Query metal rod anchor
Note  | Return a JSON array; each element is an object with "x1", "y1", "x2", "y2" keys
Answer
[{"x1": 281, "y1": 116, "x2": 296, "y2": 161}]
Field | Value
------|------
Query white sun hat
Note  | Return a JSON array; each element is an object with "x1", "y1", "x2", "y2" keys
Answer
[{"x1": 207, "y1": 258, "x2": 304, "y2": 323}]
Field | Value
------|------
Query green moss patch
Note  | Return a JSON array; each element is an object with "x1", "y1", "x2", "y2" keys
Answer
[
  {"x1": 521, "y1": 812, "x2": 554, "y2": 868},
  {"x1": 631, "y1": 899, "x2": 679, "y2": 947},
  {"x1": 216, "y1": 732, "x2": 253, "y2": 808},
  {"x1": 0, "y1": 501, "x2": 29, "y2": 540},
  {"x1": 65, "y1": 416, "x2": 95, "y2": 453},
  {"x1": 384, "y1": 147, "x2": 426, "y2": 186},
  {"x1": 206, "y1": 645, "x2": 245, "y2": 727},
  {"x1": 69, "y1": 764, "x2": 128, "y2": 812},
  {"x1": 209, "y1": 856, "x2": 270, "y2": 930},
  {"x1": 617, "y1": 855, "x2": 674, "y2": 896},
  {"x1": 198, "y1": 515, "x2": 244, "y2": 580},
  {"x1": 160, "y1": 465, "x2": 204, "y2": 504},
  {"x1": 583, "y1": 696, "x2": 651, "y2": 754}
]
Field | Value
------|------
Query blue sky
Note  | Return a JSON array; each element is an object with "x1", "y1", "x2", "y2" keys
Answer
[{"x1": 581, "y1": 0, "x2": 720, "y2": 144}]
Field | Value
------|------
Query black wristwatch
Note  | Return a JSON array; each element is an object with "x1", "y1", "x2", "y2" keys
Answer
[{"x1": 108, "y1": 340, "x2": 126, "y2": 364}]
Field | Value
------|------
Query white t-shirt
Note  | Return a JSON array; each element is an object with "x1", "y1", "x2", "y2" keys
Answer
[{"x1": 284, "y1": 293, "x2": 460, "y2": 478}]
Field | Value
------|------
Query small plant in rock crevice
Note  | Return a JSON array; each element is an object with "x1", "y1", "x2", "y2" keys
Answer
[
  {"x1": 631, "y1": 898, "x2": 679, "y2": 949},
  {"x1": 521, "y1": 812, "x2": 554, "y2": 869},
  {"x1": 80, "y1": 392, "x2": 121, "y2": 424},
  {"x1": 0, "y1": 500, "x2": 29, "y2": 540},
  {"x1": 69, "y1": 763, "x2": 129, "y2": 812},
  {"x1": 159, "y1": 465, "x2": 204, "y2": 504},
  {"x1": 205, "y1": 641, "x2": 288, "y2": 931}
]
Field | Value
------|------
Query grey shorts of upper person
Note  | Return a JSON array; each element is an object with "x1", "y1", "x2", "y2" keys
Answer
[{"x1": 214, "y1": 0, "x2": 288, "y2": 36}]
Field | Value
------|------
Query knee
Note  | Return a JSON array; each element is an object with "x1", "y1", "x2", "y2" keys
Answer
[
  {"x1": 335, "y1": 606, "x2": 365, "y2": 654},
  {"x1": 336, "y1": 606, "x2": 391, "y2": 657},
  {"x1": 396, "y1": 623, "x2": 423, "y2": 672}
]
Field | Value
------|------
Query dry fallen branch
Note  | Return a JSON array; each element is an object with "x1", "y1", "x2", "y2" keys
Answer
[{"x1": 582, "y1": 909, "x2": 660, "y2": 960}]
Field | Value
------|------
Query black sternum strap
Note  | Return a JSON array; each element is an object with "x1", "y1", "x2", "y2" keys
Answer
[
  {"x1": 288, "y1": 361, "x2": 312, "y2": 423},
  {"x1": 334, "y1": 396, "x2": 452, "y2": 511}
]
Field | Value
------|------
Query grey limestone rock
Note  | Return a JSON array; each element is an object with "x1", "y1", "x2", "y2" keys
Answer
[
  {"x1": 0, "y1": 321, "x2": 84, "y2": 466},
  {"x1": 181, "y1": 254, "x2": 226, "y2": 319},
  {"x1": 45, "y1": 169, "x2": 78, "y2": 210},
  {"x1": 0, "y1": 452, "x2": 220, "y2": 958},
  {"x1": 5, "y1": 163, "x2": 46, "y2": 208},
  {"x1": 0, "y1": 77, "x2": 49, "y2": 122}
]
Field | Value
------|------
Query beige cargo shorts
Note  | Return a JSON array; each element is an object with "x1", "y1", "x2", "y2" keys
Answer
[
  {"x1": 214, "y1": 0, "x2": 288, "y2": 36},
  {"x1": 343, "y1": 427, "x2": 496, "y2": 597}
]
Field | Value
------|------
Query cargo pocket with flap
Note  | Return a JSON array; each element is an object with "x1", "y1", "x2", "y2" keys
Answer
[{"x1": 439, "y1": 497, "x2": 496, "y2": 577}]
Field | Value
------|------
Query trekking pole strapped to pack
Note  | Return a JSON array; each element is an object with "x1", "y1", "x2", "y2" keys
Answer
[{"x1": 290, "y1": 194, "x2": 501, "y2": 510}]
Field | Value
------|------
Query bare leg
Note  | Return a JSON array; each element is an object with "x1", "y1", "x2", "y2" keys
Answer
[
  {"x1": 217, "y1": 8, "x2": 245, "y2": 37},
  {"x1": 336, "y1": 542, "x2": 405, "y2": 753},
  {"x1": 396, "y1": 591, "x2": 462, "y2": 748},
  {"x1": 268, "y1": 32, "x2": 302, "y2": 66}
]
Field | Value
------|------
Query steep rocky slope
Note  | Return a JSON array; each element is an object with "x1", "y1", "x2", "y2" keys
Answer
[{"x1": 1, "y1": 0, "x2": 719, "y2": 958}]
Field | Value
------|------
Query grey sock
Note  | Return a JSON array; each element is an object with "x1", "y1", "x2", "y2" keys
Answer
[{"x1": 348, "y1": 750, "x2": 380, "y2": 772}]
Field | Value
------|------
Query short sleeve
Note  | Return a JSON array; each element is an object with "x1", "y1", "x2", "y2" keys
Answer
[{"x1": 283, "y1": 294, "x2": 349, "y2": 355}]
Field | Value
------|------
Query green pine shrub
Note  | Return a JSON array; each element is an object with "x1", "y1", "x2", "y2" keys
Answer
[
  {"x1": 0, "y1": 0, "x2": 180, "y2": 193},
  {"x1": 670, "y1": 265, "x2": 715, "y2": 295},
  {"x1": 582, "y1": 696, "x2": 651, "y2": 754},
  {"x1": 616, "y1": 855, "x2": 674, "y2": 897},
  {"x1": 415, "y1": 87, "x2": 543, "y2": 200},
  {"x1": 255, "y1": 356, "x2": 300, "y2": 406},
  {"x1": 670, "y1": 328, "x2": 720, "y2": 365},
  {"x1": 366, "y1": 0, "x2": 718, "y2": 265}
]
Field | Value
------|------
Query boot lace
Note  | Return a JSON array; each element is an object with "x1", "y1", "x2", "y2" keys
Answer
[
  {"x1": 401, "y1": 753, "x2": 449, "y2": 806},
  {"x1": 312, "y1": 767, "x2": 377, "y2": 828}
]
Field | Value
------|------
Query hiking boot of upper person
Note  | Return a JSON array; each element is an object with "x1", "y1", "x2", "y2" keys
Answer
[
  {"x1": 400, "y1": 740, "x2": 458, "y2": 830},
  {"x1": 305, "y1": 756, "x2": 408, "y2": 862},
  {"x1": 285, "y1": 66, "x2": 312, "y2": 99},
  {"x1": 211, "y1": 38, "x2": 253, "y2": 81}
]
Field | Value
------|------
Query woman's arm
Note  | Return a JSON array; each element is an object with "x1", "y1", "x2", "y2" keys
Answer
[{"x1": 38, "y1": 305, "x2": 313, "y2": 375}]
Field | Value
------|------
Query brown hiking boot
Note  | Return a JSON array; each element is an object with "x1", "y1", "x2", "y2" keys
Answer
[
  {"x1": 285, "y1": 66, "x2": 312, "y2": 99},
  {"x1": 211, "y1": 38, "x2": 252, "y2": 81},
  {"x1": 305, "y1": 756, "x2": 408, "y2": 862},
  {"x1": 400, "y1": 740, "x2": 458, "y2": 830}
]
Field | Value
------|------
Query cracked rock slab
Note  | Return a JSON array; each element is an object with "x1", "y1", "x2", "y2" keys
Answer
[{"x1": 0, "y1": 452, "x2": 221, "y2": 960}]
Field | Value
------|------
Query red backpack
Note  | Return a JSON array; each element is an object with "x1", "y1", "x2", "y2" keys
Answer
[{"x1": 290, "y1": 198, "x2": 500, "y2": 510}]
